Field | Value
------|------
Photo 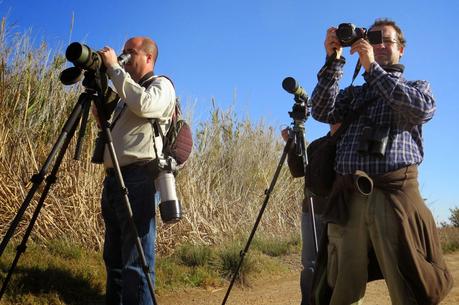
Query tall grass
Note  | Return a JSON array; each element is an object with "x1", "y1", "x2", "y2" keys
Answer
[
  {"x1": 438, "y1": 226, "x2": 459, "y2": 253},
  {"x1": 0, "y1": 17, "x2": 105, "y2": 250},
  {"x1": 0, "y1": 17, "x2": 304, "y2": 253}
]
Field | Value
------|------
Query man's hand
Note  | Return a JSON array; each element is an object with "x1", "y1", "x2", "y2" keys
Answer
[
  {"x1": 350, "y1": 39, "x2": 375, "y2": 72},
  {"x1": 330, "y1": 123, "x2": 342, "y2": 136},
  {"x1": 281, "y1": 128, "x2": 289, "y2": 142},
  {"x1": 91, "y1": 105, "x2": 102, "y2": 129},
  {"x1": 325, "y1": 27, "x2": 343, "y2": 59},
  {"x1": 98, "y1": 46, "x2": 118, "y2": 68}
]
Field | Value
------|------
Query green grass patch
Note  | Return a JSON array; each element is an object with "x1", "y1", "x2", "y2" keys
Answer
[
  {"x1": 47, "y1": 239, "x2": 85, "y2": 260},
  {"x1": 252, "y1": 234, "x2": 301, "y2": 257},
  {"x1": 0, "y1": 236, "x2": 301, "y2": 303},
  {"x1": 438, "y1": 226, "x2": 459, "y2": 254},
  {"x1": 442, "y1": 240, "x2": 459, "y2": 254},
  {"x1": 0, "y1": 240, "x2": 105, "y2": 305},
  {"x1": 176, "y1": 243, "x2": 213, "y2": 267},
  {"x1": 216, "y1": 242, "x2": 258, "y2": 285}
]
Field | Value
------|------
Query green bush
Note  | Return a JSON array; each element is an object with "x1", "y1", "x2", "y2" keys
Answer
[
  {"x1": 217, "y1": 242, "x2": 257, "y2": 285},
  {"x1": 448, "y1": 206, "x2": 459, "y2": 227},
  {"x1": 177, "y1": 243, "x2": 213, "y2": 267},
  {"x1": 252, "y1": 234, "x2": 301, "y2": 257}
]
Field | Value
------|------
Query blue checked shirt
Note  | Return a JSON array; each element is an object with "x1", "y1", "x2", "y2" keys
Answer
[{"x1": 310, "y1": 59, "x2": 436, "y2": 175}]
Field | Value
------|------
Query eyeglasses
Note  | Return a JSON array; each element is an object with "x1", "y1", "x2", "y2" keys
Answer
[{"x1": 381, "y1": 37, "x2": 398, "y2": 45}]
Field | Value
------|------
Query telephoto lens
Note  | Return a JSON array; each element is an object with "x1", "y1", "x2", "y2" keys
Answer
[
  {"x1": 66, "y1": 42, "x2": 103, "y2": 71},
  {"x1": 154, "y1": 171, "x2": 182, "y2": 224}
]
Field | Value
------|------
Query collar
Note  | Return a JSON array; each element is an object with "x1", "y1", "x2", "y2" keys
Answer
[
  {"x1": 380, "y1": 64, "x2": 404, "y2": 73},
  {"x1": 138, "y1": 71, "x2": 154, "y2": 86}
]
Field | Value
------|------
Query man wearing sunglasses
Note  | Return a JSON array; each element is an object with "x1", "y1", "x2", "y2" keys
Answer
[{"x1": 309, "y1": 19, "x2": 452, "y2": 305}]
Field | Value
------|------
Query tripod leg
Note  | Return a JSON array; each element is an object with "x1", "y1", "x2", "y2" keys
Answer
[
  {"x1": 74, "y1": 97, "x2": 91, "y2": 160},
  {"x1": 0, "y1": 96, "x2": 86, "y2": 300},
  {"x1": 221, "y1": 137, "x2": 294, "y2": 305},
  {"x1": 93, "y1": 96, "x2": 158, "y2": 305},
  {"x1": 0, "y1": 94, "x2": 89, "y2": 258},
  {"x1": 307, "y1": 197, "x2": 319, "y2": 254}
]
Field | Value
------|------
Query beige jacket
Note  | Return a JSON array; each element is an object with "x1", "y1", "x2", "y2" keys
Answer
[{"x1": 103, "y1": 64, "x2": 176, "y2": 168}]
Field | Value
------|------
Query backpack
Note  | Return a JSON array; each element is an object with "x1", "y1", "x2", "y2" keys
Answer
[
  {"x1": 160, "y1": 98, "x2": 193, "y2": 166},
  {"x1": 144, "y1": 75, "x2": 193, "y2": 167}
]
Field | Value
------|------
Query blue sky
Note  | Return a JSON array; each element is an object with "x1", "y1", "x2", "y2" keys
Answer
[{"x1": 1, "y1": 0, "x2": 458, "y2": 223}]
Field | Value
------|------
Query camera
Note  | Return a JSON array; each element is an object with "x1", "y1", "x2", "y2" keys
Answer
[
  {"x1": 336, "y1": 23, "x2": 383, "y2": 47},
  {"x1": 357, "y1": 125, "x2": 390, "y2": 158},
  {"x1": 336, "y1": 23, "x2": 367, "y2": 47},
  {"x1": 154, "y1": 159, "x2": 183, "y2": 224}
]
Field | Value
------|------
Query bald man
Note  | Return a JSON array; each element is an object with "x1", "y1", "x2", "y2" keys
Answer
[{"x1": 98, "y1": 37, "x2": 175, "y2": 305}]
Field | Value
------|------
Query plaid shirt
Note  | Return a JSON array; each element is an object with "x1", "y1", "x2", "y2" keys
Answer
[{"x1": 311, "y1": 60, "x2": 436, "y2": 175}]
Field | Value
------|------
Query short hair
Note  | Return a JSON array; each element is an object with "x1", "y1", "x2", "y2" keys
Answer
[
  {"x1": 140, "y1": 37, "x2": 159, "y2": 64},
  {"x1": 369, "y1": 18, "x2": 406, "y2": 48}
]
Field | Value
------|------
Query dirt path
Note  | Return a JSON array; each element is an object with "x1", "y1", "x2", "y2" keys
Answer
[{"x1": 157, "y1": 252, "x2": 459, "y2": 305}]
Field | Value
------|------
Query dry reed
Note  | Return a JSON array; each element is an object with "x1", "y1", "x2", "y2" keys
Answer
[{"x1": 0, "y1": 17, "x2": 304, "y2": 254}]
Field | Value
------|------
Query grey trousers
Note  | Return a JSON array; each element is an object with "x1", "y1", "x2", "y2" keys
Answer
[{"x1": 301, "y1": 207, "x2": 325, "y2": 305}]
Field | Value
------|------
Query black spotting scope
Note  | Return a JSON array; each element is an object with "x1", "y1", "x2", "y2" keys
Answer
[
  {"x1": 60, "y1": 43, "x2": 132, "y2": 85},
  {"x1": 65, "y1": 42, "x2": 132, "y2": 72},
  {"x1": 282, "y1": 77, "x2": 308, "y2": 102}
]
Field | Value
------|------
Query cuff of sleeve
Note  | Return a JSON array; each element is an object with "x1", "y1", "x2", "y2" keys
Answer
[
  {"x1": 363, "y1": 62, "x2": 385, "y2": 86},
  {"x1": 325, "y1": 55, "x2": 346, "y2": 65},
  {"x1": 107, "y1": 63, "x2": 123, "y2": 77},
  {"x1": 319, "y1": 57, "x2": 345, "y2": 80}
]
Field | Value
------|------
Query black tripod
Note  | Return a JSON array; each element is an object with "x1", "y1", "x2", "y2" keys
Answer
[
  {"x1": 0, "y1": 73, "x2": 158, "y2": 305},
  {"x1": 220, "y1": 77, "x2": 318, "y2": 305}
]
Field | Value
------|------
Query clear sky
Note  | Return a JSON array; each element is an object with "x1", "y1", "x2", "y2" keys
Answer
[{"x1": 1, "y1": 0, "x2": 458, "y2": 223}]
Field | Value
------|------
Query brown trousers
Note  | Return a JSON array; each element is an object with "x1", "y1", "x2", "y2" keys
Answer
[
  {"x1": 327, "y1": 188, "x2": 416, "y2": 304},
  {"x1": 313, "y1": 166, "x2": 452, "y2": 305}
]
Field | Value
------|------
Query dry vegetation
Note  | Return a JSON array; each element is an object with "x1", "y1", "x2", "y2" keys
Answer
[
  {"x1": 1, "y1": 16, "x2": 458, "y2": 305},
  {"x1": 0, "y1": 17, "x2": 304, "y2": 254}
]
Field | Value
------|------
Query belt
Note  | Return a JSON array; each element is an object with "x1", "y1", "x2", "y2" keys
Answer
[{"x1": 105, "y1": 160, "x2": 154, "y2": 176}]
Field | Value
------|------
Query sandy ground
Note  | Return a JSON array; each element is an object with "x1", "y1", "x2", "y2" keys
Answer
[{"x1": 157, "y1": 252, "x2": 459, "y2": 305}]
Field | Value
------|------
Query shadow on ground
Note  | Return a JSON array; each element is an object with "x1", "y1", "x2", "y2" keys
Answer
[{"x1": 1, "y1": 265, "x2": 105, "y2": 305}]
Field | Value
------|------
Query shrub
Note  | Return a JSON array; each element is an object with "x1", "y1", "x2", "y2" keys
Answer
[{"x1": 448, "y1": 206, "x2": 459, "y2": 227}]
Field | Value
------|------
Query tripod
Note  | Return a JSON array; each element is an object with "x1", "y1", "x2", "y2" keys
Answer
[
  {"x1": 0, "y1": 75, "x2": 158, "y2": 305},
  {"x1": 220, "y1": 93, "x2": 318, "y2": 305}
]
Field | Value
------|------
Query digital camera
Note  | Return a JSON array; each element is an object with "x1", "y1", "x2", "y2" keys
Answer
[{"x1": 336, "y1": 23, "x2": 383, "y2": 47}]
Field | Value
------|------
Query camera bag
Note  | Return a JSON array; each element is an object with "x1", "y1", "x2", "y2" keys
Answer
[{"x1": 305, "y1": 99, "x2": 375, "y2": 196}]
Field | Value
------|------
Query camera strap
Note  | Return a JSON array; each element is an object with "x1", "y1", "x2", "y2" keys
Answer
[
  {"x1": 108, "y1": 72, "x2": 158, "y2": 131},
  {"x1": 350, "y1": 59, "x2": 361, "y2": 86},
  {"x1": 317, "y1": 50, "x2": 345, "y2": 79},
  {"x1": 141, "y1": 75, "x2": 178, "y2": 160}
]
